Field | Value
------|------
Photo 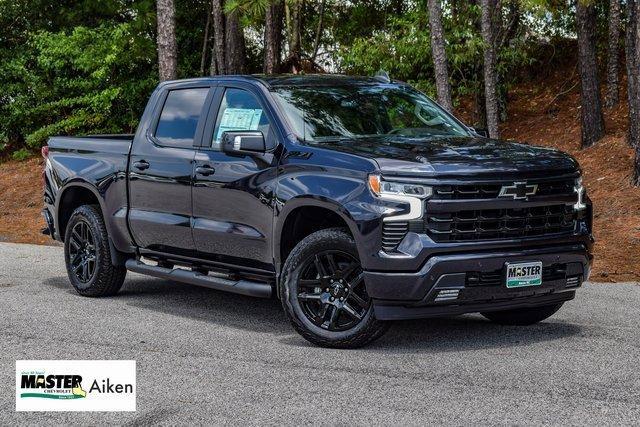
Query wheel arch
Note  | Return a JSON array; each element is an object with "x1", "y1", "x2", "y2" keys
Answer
[
  {"x1": 274, "y1": 197, "x2": 361, "y2": 273},
  {"x1": 56, "y1": 181, "x2": 128, "y2": 266}
]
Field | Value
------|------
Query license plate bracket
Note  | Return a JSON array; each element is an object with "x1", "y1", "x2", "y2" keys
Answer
[{"x1": 505, "y1": 261, "x2": 543, "y2": 288}]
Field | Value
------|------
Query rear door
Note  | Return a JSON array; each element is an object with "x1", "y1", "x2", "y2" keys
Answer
[
  {"x1": 128, "y1": 84, "x2": 214, "y2": 255},
  {"x1": 191, "y1": 84, "x2": 280, "y2": 271}
]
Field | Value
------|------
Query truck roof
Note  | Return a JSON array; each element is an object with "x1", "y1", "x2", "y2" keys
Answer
[{"x1": 159, "y1": 74, "x2": 398, "y2": 90}]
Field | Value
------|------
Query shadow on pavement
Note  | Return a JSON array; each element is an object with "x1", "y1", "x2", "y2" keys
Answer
[{"x1": 43, "y1": 275, "x2": 582, "y2": 353}]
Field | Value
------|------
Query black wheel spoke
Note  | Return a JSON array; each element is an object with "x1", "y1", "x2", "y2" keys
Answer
[
  {"x1": 71, "y1": 230, "x2": 82, "y2": 247},
  {"x1": 340, "y1": 262, "x2": 360, "y2": 280},
  {"x1": 342, "y1": 302, "x2": 363, "y2": 320},
  {"x1": 328, "y1": 306, "x2": 341, "y2": 329},
  {"x1": 81, "y1": 261, "x2": 88, "y2": 281},
  {"x1": 347, "y1": 272, "x2": 365, "y2": 289},
  {"x1": 322, "y1": 305, "x2": 340, "y2": 329},
  {"x1": 326, "y1": 254, "x2": 339, "y2": 275},
  {"x1": 70, "y1": 252, "x2": 82, "y2": 267},
  {"x1": 299, "y1": 278, "x2": 322, "y2": 287},
  {"x1": 314, "y1": 255, "x2": 328, "y2": 278},
  {"x1": 348, "y1": 291, "x2": 368, "y2": 309},
  {"x1": 298, "y1": 292, "x2": 322, "y2": 301}
]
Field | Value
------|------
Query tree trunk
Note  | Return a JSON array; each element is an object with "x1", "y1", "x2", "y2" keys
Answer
[
  {"x1": 289, "y1": 0, "x2": 302, "y2": 61},
  {"x1": 626, "y1": 0, "x2": 640, "y2": 148},
  {"x1": 200, "y1": 3, "x2": 211, "y2": 76},
  {"x1": 480, "y1": 0, "x2": 500, "y2": 138},
  {"x1": 605, "y1": 0, "x2": 621, "y2": 108},
  {"x1": 633, "y1": 0, "x2": 640, "y2": 184},
  {"x1": 576, "y1": 1, "x2": 605, "y2": 148},
  {"x1": 264, "y1": 0, "x2": 284, "y2": 74},
  {"x1": 210, "y1": 0, "x2": 226, "y2": 75},
  {"x1": 156, "y1": 0, "x2": 177, "y2": 81},
  {"x1": 427, "y1": 0, "x2": 453, "y2": 112},
  {"x1": 311, "y1": 0, "x2": 326, "y2": 62},
  {"x1": 225, "y1": 10, "x2": 246, "y2": 74}
]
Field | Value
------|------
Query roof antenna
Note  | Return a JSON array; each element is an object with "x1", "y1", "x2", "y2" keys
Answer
[{"x1": 374, "y1": 70, "x2": 391, "y2": 83}]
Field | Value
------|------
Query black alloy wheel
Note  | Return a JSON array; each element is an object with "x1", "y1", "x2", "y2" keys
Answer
[
  {"x1": 63, "y1": 205, "x2": 126, "y2": 297},
  {"x1": 281, "y1": 228, "x2": 389, "y2": 348},
  {"x1": 296, "y1": 250, "x2": 371, "y2": 332},
  {"x1": 68, "y1": 220, "x2": 97, "y2": 283}
]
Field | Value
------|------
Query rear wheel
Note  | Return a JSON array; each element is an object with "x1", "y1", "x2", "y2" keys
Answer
[
  {"x1": 281, "y1": 228, "x2": 389, "y2": 348},
  {"x1": 64, "y1": 205, "x2": 126, "y2": 297},
  {"x1": 481, "y1": 303, "x2": 564, "y2": 326}
]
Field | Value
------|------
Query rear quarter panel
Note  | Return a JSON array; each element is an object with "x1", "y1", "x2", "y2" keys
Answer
[{"x1": 46, "y1": 136, "x2": 133, "y2": 252}]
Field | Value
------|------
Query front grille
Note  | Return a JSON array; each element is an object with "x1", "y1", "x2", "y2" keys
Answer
[
  {"x1": 434, "y1": 178, "x2": 575, "y2": 200},
  {"x1": 466, "y1": 264, "x2": 567, "y2": 287},
  {"x1": 379, "y1": 175, "x2": 580, "y2": 252},
  {"x1": 424, "y1": 204, "x2": 576, "y2": 243}
]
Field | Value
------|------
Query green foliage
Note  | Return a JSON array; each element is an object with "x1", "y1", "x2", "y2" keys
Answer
[
  {"x1": 0, "y1": 24, "x2": 157, "y2": 148},
  {"x1": 0, "y1": 0, "x2": 605, "y2": 154},
  {"x1": 341, "y1": 1, "x2": 534, "y2": 105},
  {"x1": 11, "y1": 148, "x2": 31, "y2": 161}
]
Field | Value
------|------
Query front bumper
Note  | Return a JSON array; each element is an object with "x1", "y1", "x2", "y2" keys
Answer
[{"x1": 364, "y1": 243, "x2": 590, "y2": 320}]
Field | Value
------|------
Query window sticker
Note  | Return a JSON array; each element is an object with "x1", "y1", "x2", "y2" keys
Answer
[{"x1": 215, "y1": 108, "x2": 263, "y2": 142}]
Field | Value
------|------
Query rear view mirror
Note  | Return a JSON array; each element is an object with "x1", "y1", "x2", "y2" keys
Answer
[{"x1": 221, "y1": 131, "x2": 266, "y2": 154}]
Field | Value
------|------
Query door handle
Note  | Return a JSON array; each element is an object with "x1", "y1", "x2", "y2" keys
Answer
[
  {"x1": 195, "y1": 165, "x2": 215, "y2": 176},
  {"x1": 133, "y1": 160, "x2": 150, "y2": 171}
]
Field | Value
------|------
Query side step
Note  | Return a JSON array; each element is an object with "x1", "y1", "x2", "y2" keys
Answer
[{"x1": 125, "y1": 259, "x2": 272, "y2": 298}]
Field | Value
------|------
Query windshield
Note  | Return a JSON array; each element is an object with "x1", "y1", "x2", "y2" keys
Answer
[{"x1": 272, "y1": 84, "x2": 470, "y2": 142}]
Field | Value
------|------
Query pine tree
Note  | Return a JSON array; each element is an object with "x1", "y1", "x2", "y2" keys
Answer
[
  {"x1": 427, "y1": 0, "x2": 453, "y2": 112},
  {"x1": 576, "y1": 0, "x2": 605, "y2": 148},
  {"x1": 156, "y1": 0, "x2": 177, "y2": 81}
]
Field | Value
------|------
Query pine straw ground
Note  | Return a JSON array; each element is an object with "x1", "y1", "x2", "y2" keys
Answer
[{"x1": 1, "y1": 70, "x2": 638, "y2": 281}]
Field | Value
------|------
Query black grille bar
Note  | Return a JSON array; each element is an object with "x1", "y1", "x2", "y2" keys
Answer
[
  {"x1": 424, "y1": 204, "x2": 576, "y2": 242},
  {"x1": 434, "y1": 178, "x2": 575, "y2": 200}
]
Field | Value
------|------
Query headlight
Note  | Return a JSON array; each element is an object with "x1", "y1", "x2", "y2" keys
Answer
[
  {"x1": 574, "y1": 176, "x2": 586, "y2": 211},
  {"x1": 368, "y1": 175, "x2": 432, "y2": 199},
  {"x1": 368, "y1": 175, "x2": 432, "y2": 222}
]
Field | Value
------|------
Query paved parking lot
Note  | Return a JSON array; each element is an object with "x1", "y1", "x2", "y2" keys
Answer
[{"x1": 1, "y1": 242, "x2": 639, "y2": 425}]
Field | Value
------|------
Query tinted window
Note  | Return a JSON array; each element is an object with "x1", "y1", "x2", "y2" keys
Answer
[
  {"x1": 272, "y1": 85, "x2": 469, "y2": 141},
  {"x1": 155, "y1": 88, "x2": 209, "y2": 147},
  {"x1": 212, "y1": 88, "x2": 270, "y2": 148}
]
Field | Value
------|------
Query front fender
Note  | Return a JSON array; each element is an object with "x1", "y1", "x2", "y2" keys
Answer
[{"x1": 273, "y1": 168, "x2": 390, "y2": 270}]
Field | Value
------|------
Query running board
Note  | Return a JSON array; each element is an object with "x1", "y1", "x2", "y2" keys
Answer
[{"x1": 125, "y1": 259, "x2": 272, "y2": 298}]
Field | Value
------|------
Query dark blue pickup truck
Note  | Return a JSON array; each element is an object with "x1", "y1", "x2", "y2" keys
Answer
[{"x1": 42, "y1": 75, "x2": 593, "y2": 347}]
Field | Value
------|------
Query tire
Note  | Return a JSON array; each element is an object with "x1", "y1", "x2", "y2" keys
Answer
[
  {"x1": 481, "y1": 303, "x2": 564, "y2": 326},
  {"x1": 280, "y1": 228, "x2": 389, "y2": 348},
  {"x1": 64, "y1": 205, "x2": 126, "y2": 297}
]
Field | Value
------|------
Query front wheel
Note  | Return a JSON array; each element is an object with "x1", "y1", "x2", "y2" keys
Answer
[
  {"x1": 481, "y1": 303, "x2": 564, "y2": 326},
  {"x1": 281, "y1": 228, "x2": 389, "y2": 348}
]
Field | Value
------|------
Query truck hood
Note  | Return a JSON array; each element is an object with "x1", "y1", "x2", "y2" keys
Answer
[{"x1": 310, "y1": 136, "x2": 579, "y2": 177}]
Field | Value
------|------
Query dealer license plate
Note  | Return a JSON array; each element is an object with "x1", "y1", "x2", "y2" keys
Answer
[{"x1": 505, "y1": 261, "x2": 543, "y2": 288}]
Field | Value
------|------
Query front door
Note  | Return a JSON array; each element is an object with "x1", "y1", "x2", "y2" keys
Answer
[
  {"x1": 128, "y1": 86, "x2": 212, "y2": 255},
  {"x1": 192, "y1": 85, "x2": 279, "y2": 271}
]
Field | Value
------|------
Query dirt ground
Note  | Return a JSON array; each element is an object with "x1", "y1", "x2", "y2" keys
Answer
[{"x1": 1, "y1": 70, "x2": 638, "y2": 281}]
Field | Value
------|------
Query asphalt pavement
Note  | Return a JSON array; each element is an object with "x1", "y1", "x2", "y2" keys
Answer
[{"x1": 1, "y1": 242, "x2": 639, "y2": 425}]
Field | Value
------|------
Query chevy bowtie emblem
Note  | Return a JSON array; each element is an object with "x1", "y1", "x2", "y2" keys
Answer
[{"x1": 498, "y1": 182, "x2": 538, "y2": 200}]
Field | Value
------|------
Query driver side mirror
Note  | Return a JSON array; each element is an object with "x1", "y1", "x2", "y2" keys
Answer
[
  {"x1": 471, "y1": 127, "x2": 490, "y2": 138},
  {"x1": 221, "y1": 131, "x2": 266, "y2": 154}
]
